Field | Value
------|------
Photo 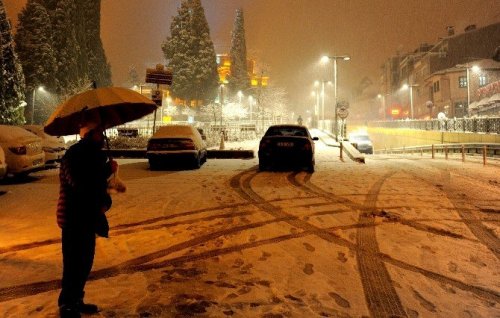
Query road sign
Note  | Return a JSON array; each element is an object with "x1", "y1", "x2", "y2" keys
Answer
[
  {"x1": 337, "y1": 107, "x2": 349, "y2": 119},
  {"x1": 146, "y1": 64, "x2": 173, "y2": 85}
]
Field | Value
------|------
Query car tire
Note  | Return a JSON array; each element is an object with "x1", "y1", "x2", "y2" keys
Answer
[
  {"x1": 193, "y1": 155, "x2": 201, "y2": 169},
  {"x1": 149, "y1": 159, "x2": 159, "y2": 171},
  {"x1": 259, "y1": 161, "x2": 267, "y2": 171}
]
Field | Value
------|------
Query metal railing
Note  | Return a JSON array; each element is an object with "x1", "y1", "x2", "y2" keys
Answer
[
  {"x1": 376, "y1": 143, "x2": 500, "y2": 165},
  {"x1": 369, "y1": 117, "x2": 500, "y2": 134}
]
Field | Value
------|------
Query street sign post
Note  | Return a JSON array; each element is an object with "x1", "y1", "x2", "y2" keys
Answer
[{"x1": 145, "y1": 64, "x2": 173, "y2": 133}]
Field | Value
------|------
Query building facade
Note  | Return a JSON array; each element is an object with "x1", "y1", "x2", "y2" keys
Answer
[{"x1": 380, "y1": 22, "x2": 500, "y2": 119}]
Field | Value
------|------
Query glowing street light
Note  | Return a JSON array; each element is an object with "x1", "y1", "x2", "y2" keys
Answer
[
  {"x1": 320, "y1": 54, "x2": 351, "y2": 140},
  {"x1": 401, "y1": 83, "x2": 419, "y2": 119},
  {"x1": 31, "y1": 86, "x2": 45, "y2": 124}
]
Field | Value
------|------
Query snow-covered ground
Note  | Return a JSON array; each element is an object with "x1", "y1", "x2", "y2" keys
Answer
[{"x1": 0, "y1": 131, "x2": 499, "y2": 317}]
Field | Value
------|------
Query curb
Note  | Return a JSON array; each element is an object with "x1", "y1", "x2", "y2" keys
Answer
[{"x1": 107, "y1": 149, "x2": 255, "y2": 160}]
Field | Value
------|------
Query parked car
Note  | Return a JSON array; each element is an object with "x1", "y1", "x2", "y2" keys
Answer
[
  {"x1": 23, "y1": 125, "x2": 66, "y2": 165},
  {"x1": 0, "y1": 145, "x2": 7, "y2": 179},
  {"x1": 258, "y1": 124, "x2": 318, "y2": 172},
  {"x1": 348, "y1": 134, "x2": 374, "y2": 154},
  {"x1": 147, "y1": 125, "x2": 207, "y2": 170},
  {"x1": 0, "y1": 125, "x2": 45, "y2": 176}
]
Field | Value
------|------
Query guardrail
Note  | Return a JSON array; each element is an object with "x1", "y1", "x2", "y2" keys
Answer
[
  {"x1": 376, "y1": 143, "x2": 500, "y2": 165},
  {"x1": 369, "y1": 117, "x2": 500, "y2": 134}
]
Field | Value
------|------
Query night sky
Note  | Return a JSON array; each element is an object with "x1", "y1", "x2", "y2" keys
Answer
[{"x1": 4, "y1": 0, "x2": 499, "y2": 113}]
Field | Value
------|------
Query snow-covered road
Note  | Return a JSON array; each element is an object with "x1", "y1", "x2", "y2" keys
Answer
[{"x1": 0, "y1": 135, "x2": 499, "y2": 317}]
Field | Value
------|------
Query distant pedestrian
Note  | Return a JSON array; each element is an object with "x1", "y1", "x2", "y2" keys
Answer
[
  {"x1": 297, "y1": 115, "x2": 303, "y2": 125},
  {"x1": 56, "y1": 119, "x2": 117, "y2": 318}
]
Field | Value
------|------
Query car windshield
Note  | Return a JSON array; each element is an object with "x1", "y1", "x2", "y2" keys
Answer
[{"x1": 265, "y1": 127, "x2": 308, "y2": 137}]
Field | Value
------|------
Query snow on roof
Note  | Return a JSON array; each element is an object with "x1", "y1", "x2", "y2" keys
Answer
[{"x1": 151, "y1": 125, "x2": 203, "y2": 147}]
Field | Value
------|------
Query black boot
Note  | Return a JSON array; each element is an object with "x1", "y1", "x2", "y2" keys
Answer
[
  {"x1": 77, "y1": 299, "x2": 99, "y2": 314},
  {"x1": 59, "y1": 305, "x2": 81, "y2": 318}
]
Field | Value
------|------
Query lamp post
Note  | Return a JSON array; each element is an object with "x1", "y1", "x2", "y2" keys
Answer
[
  {"x1": 377, "y1": 94, "x2": 386, "y2": 120},
  {"x1": 401, "y1": 83, "x2": 419, "y2": 119},
  {"x1": 219, "y1": 84, "x2": 225, "y2": 126},
  {"x1": 321, "y1": 55, "x2": 350, "y2": 141},
  {"x1": 31, "y1": 86, "x2": 45, "y2": 124},
  {"x1": 248, "y1": 95, "x2": 254, "y2": 122}
]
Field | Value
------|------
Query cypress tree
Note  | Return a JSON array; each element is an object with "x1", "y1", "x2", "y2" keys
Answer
[
  {"x1": 163, "y1": 0, "x2": 195, "y2": 105},
  {"x1": 0, "y1": 0, "x2": 26, "y2": 124},
  {"x1": 228, "y1": 9, "x2": 250, "y2": 94},
  {"x1": 82, "y1": 0, "x2": 111, "y2": 87},
  {"x1": 162, "y1": 0, "x2": 218, "y2": 106},
  {"x1": 15, "y1": 0, "x2": 57, "y2": 123},
  {"x1": 190, "y1": 0, "x2": 218, "y2": 104},
  {"x1": 51, "y1": 0, "x2": 82, "y2": 96}
]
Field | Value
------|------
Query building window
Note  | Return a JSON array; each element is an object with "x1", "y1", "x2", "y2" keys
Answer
[
  {"x1": 459, "y1": 76, "x2": 467, "y2": 88},
  {"x1": 433, "y1": 81, "x2": 440, "y2": 92},
  {"x1": 479, "y1": 75, "x2": 487, "y2": 87}
]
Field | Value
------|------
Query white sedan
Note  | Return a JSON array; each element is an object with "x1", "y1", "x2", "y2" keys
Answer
[{"x1": 0, "y1": 125, "x2": 45, "y2": 176}]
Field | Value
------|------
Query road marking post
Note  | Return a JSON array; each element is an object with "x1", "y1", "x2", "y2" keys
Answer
[
  {"x1": 432, "y1": 144, "x2": 435, "y2": 159},
  {"x1": 445, "y1": 146, "x2": 448, "y2": 160},
  {"x1": 461, "y1": 144, "x2": 465, "y2": 162},
  {"x1": 483, "y1": 146, "x2": 487, "y2": 165}
]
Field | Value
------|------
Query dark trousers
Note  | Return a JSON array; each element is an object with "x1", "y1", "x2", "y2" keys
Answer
[{"x1": 58, "y1": 227, "x2": 96, "y2": 307}]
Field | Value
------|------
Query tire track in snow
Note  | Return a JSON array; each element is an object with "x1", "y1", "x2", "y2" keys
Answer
[
  {"x1": 355, "y1": 171, "x2": 407, "y2": 318},
  {"x1": 289, "y1": 170, "x2": 407, "y2": 317},
  {"x1": 0, "y1": 198, "x2": 314, "y2": 255},
  {"x1": 402, "y1": 161, "x2": 500, "y2": 259}
]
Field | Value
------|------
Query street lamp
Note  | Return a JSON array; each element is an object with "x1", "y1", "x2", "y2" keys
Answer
[
  {"x1": 401, "y1": 83, "x2": 419, "y2": 119},
  {"x1": 321, "y1": 54, "x2": 350, "y2": 141},
  {"x1": 237, "y1": 90, "x2": 243, "y2": 105},
  {"x1": 377, "y1": 94, "x2": 387, "y2": 120},
  {"x1": 31, "y1": 86, "x2": 45, "y2": 124},
  {"x1": 248, "y1": 95, "x2": 254, "y2": 122}
]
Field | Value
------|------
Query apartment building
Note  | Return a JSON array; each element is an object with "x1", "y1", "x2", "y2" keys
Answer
[{"x1": 380, "y1": 22, "x2": 500, "y2": 119}]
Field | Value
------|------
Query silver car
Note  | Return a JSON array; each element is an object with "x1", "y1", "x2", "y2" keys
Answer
[
  {"x1": 147, "y1": 125, "x2": 207, "y2": 170},
  {"x1": 23, "y1": 125, "x2": 66, "y2": 165},
  {"x1": 0, "y1": 125, "x2": 45, "y2": 176}
]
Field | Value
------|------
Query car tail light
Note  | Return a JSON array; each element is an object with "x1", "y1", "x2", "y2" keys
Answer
[
  {"x1": 302, "y1": 142, "x2": 311, "y2": 151},
  {"x1": 9, "y1": 146, "x2": 27, "y2": 155},
  {"x1": 260, "y1": 139, "x2": 271, "y2": 149},
  {"x1": 179, "y1": 140, "x2": 196, "y2": 150}
]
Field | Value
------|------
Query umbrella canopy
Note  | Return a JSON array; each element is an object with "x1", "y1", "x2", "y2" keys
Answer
[{"x1": 44, "y1": 87, "x2": 158, "y2": 136}]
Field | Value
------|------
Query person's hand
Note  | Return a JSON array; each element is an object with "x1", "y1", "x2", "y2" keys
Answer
[{"x1": 110, "y1": 159, "x2": 118, "y2": 173}]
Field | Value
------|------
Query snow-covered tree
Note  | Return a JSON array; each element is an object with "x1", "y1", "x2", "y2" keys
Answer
[
  {"x1": 190, "y1": 0, "x2": 219, "y2": 104},
  {"x1": 163, "y1": 0, "x2": 194, "y2": 104},
  {"x1": 0, "y1": 0, "x2": 26, "y2": 124},
  {"x1": 199, "y1": 102, "x2": 221, "y2": 124},
  {"x1": 260, "y1": 86, "x2": 288, "y2": 123},
  {"x1": 15, "y1": 0, "x2": 57, "y2": 123},
  {"x1": 227, "y1": 9, "x2": 249, "y2": 94},
  {"x1": 162, "y1": 0, "x2": 218, "y2": 106},
  {"x1": 50, "y1": 0, "x2": 82, "y2": 96},
  {"x1": 82, "y1": 0, "x2": 112, "y2": 87}
]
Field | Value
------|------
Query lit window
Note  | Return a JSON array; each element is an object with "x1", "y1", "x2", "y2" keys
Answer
[
  {"x1": 459, "y1": 76, "x2": 467, "y2": 88},
  {"x1": 479, "y1": 75, "x2": 487, "y2": 87}
]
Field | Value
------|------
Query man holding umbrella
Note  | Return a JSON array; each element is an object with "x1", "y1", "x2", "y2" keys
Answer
[
  {"x1": 44, "y1": 86, "x2": 158, "y2": 317},
  {"x1": 56, "y1": 117, "x2": 117, "y2": 318}
]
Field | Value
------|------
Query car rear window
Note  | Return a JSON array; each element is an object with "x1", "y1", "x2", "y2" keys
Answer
[{"x1": 265, "y1": 127, "x2": 308, "y2": 137}]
